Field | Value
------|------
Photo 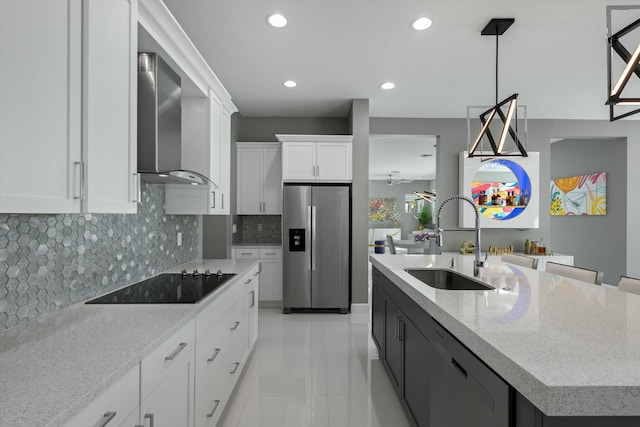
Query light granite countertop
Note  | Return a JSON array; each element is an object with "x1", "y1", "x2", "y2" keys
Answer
[
  {"x1": 370, "y1": 253, "x2": 640, "y2": 417},
  {"x1": 0, "y1": 259, "x2": 258, "y2": 427}
]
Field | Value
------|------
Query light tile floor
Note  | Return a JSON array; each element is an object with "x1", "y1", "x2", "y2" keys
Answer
[{"x1": 220, "y1": 308, "x2": 411, "y2": 427}]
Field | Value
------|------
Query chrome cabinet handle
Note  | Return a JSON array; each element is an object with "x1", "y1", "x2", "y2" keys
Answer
[
  {"x1": 264, "y1": 252, "x2": 276, "y2": 256},
  {"x1": 316, "y1": 165, "x2": 320, "y2": 176},
  {"x1": 144, "y1": 413, "x2": 154, "y2": 427},
  {"x1": 94, "y1": 411, "x2": 116, "y2": 427},
  {"x1": 222, "y1": 193, "x2": 224, "y2": 210},
  {"x1": 206, "y1": 400, "x2": 221, "y2": 418},
  {"x1": 230, "y1": 362, "x2": 240, "y2": 374},
  {"x1": 244, "y1": 279, "x2": 252, "y2": 284},
  {"x1": 211, "y1": 191, "x2": 216, "y2": 209},
  {"x1": 250, "y1": 290, "x2": 255, "y2": 307},
  {"x1": 74, "y1": 161, "x2": 85, "y2": 200},
  {"x1": 230, "y1": 321, "x2": 240, "y2": 331},
  {"x1": 253, "y1": 271, "x2": 260, "y2": 276},
  {"x1": 207, "y1": 348, "x2": 221, "y2": 362},
  {"x1": 164, "y1": 342, "x2": 187, "y2": 361},
  {"x1": 131, "y1": 173, "x2": 139, "y2": 203}
]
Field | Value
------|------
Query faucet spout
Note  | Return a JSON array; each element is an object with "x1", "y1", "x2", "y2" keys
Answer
[{"x1": 435, "y1": 195, "x2": 485, "y2": 275}]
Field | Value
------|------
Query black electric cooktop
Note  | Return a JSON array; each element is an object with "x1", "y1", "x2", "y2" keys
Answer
[{"x1": 86, "y1": 271, "x2": 237, "y2": 304}]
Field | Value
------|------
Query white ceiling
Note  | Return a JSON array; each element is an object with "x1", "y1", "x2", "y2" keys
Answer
[
  {"x1": 369, "y1": 135, "x2": 437, "y2": 181},
  {"x1": 163, "y1": 0, "x2": 640, "y2": 120}
]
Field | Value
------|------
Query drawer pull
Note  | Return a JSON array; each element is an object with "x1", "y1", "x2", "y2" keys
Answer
[
  {"x1": 144, "y1": 413, "x2": 154, "y2": 427},
  {"x1": 230, "y1": 321, "x2": 240, "y2": 331},
  {"x1": 253, "y1": 271, "x2": 260, "y2": 276},
  {"x1": 164, "y1": 342, "x2": 187, "y2": 361},
  {"x1": 94, "y1": 411, "x2": 116, "y2": 427},
  {"x1": 244, "y1": 279, "x2": 252, "y2": 284},
  {"x1": 250, "y1": 290, "x2": 255, "y2": 307},
  {"x1": 241, "y1": 252, "x2": 252, "y2": 256},
  {"x1": 207, "y1": 348, "x2": 221, "y2": 362},
  {"x1": 206, "y1": 400, "x2": 221, "y2": 418},
  {"x1": 230, "y1": 362, "x2": 240, "y2": 374},
  {"x1": 451, "y1": 357, "x2": 468, "y2": 378},
  {"x1": 264, "y1": 252, "x2": 276, "y2": 256}
]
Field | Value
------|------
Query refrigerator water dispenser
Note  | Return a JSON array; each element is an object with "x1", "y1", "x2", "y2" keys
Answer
[{"x1": 288, "y1": 229, "x2": 305, "y2": 252}]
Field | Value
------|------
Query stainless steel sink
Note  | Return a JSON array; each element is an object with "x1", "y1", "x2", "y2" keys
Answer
[{"x1": 405, "y1": 269, "x2": 493, "y2": 291}]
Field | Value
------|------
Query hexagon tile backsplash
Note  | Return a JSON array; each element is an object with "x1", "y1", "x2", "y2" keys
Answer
[{"x1": 0, "y1": 184, "x2": 198, "y2": 330}]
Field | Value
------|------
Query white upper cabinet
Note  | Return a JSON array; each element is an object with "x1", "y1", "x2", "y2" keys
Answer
[
  {"x1": 0, "y1": 0, "x2": 137, "y2": 214},
  {"x1": 137, "y1": 0, "x2": 237, "y2": 215},
  {"x1": 83, "y1": 0, "x2": 138, "y2": 213},
  {"x1": 165, "y1": 90, "x2": 231, "y2": 215},
  {"x1": 277, "y1": 135, "x2": 353, "y2": 182},
  {"x1": 236, "y1": 142, "x2": 282, "y2": 214}
]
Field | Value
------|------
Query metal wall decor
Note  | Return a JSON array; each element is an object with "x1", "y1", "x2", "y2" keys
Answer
[
  {"x1": 606, "y1": 6, "x2": 640, "y2": 121},
  {"x1": 468, "y1": 18, "x2": 528, "y2": 158}
]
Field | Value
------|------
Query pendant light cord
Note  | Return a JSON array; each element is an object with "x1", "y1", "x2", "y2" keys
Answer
[{"x1": 495, "y1": 32, "x2": 499, "y2": 105}]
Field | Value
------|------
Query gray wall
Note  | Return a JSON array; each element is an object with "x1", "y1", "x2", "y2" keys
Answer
[
  {"x1": 370, "y1": 118, "x2": 640, "y2": 278},
  {"x1": 550, "y1": 138, "x2": 626, "y2": 284},
  {"x1": 349, "y1": 100, "x2": 370, "y2": 304},
  {"x1": 369, "y1": 180, "x2": 434, "y2": 239},
  {"x1": 239, "y1": 117, "x2": 350, "y2": 141}
]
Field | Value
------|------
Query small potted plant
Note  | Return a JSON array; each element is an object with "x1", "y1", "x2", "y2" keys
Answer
[{"x1": 418, "y1": 205, "x2": 432, "y2": 230}]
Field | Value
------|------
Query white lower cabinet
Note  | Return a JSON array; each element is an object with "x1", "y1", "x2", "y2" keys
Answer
[
  {"x1": 63, "y1": 364, "x2": 139, "y2": 427},
  {"x1": 233, "y1": 247, "x2": 282, "y2": 303},
  {"x1": 65, "y1": 266, "x2": 259, "y2": 427},
  {"x1": 193, "y1": 264, "x2": 259, "y2": 427}
]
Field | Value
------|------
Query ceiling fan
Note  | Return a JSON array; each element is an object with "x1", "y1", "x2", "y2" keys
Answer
[{"x1": 385, "y1": 173, "x2": 413, "y2": 186}]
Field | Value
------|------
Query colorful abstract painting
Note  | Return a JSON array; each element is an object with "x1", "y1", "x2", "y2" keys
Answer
[
  {"x1": 369, "y1": 198, "x2": 398, "y2": 222},
  {"x1": 550, "y1": 172, "x2": 606, "y2": 216}
]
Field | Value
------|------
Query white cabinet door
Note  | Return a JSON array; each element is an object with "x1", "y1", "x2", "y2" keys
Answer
[
  {"x1": 165, "y1": 90, "x2": 231, "y2": 215},
  {"x1": 237, "y1": 148, "x2": 263, "y2": 214},
  {"x1": 246, "y1": 268, "x2": 260, "y2": 349},
  {"x1": 0, "y1": 0, "x2": 82, "y2": 213},
  {"x1": 281, "y1": 142, "x2": 316, "y2": 180},
  {"x1": 262, "y1": 148, "x2": 282, "y2": 214},
  {"x1": 63, "y1": 365, "x2": 139, "y2": 427},
  {"x1": 281, "y1": 140, "x2": 352, "y2": 182},
  {"x1": 141, "y1": 354, "x2": 193, "y2": 427},
  {"x1": 218, "y1": 109, "x2": 231, "y2": 214},
  {"x1": 260, "y1": 259, "x2": 283, "y2": 302},
  {"x1": 316, "y1": 142, "x2": 351, "y2": 181},
  {"x1": 83, "y1": 0, "x2": 138, "y2": 213}
]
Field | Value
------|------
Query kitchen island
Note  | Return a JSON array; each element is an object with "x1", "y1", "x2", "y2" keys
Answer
[
  {"x1": 0, "y1": 259, "x2": 258, "y2": 427},
  {"x1": 370, "y1": 253, "x2": 640, "y2": 426}
]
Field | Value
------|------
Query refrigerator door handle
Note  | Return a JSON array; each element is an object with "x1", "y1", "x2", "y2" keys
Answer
[
  {"x1": 311, "y1": 205, "x2": 317, "y2": 271},
  {"x1": 307, "y1": 205, "x2": 312, "y2": 271}
]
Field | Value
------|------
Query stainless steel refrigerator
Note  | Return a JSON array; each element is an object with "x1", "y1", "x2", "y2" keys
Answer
[{"x1": 282, "y1": 184, "x2": 351, "y2": 313}]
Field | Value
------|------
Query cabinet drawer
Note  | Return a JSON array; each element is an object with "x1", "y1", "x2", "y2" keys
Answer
[
  {"x1": 259, "y1": 248, "x2": 282, "y2": 258},
  {"x1": 64, "y1": 364, "x2": 139, "y2": 427},
  {"x1": 234, "y1": 248, "x2": 260, "y2": 259},
  {"x1": 141, "y1": 318, "x2": 196, "y2": 398},
  {"x1": 196, "y1": 278, "x2": 244, "y2": 341}
]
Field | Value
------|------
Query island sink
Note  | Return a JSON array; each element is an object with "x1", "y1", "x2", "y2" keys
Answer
[{"x1": 405, "y1": 268, "x2": 493, "y2": 291}]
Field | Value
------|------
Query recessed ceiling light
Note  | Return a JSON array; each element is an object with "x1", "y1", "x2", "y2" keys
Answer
[
  {"x1": 412, "y1": 17, "x2": 432, "y2": 31},
  {"x1": 283, "y1": 80, "x2": 297, "y2": 88},
  {"x1": 268, "y1": 13, "x2": 288, "y2": 28},
  {"x1": 380, "y1": 82, "x2": 395, "y2": 90}
]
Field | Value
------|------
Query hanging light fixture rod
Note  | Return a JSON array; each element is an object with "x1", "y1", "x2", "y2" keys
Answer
[{"x1": 481, "y1": 18, "x2": 514, "y2": 104}]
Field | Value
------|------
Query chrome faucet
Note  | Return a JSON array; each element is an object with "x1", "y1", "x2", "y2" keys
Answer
[{"x1": 435, "y1": 195, "x2": 486, "y2": 276}]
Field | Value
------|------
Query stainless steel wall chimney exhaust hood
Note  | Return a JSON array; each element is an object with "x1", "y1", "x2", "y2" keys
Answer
[{"x1": 137, "y1": 52, "x2": 217, "y2": 187}]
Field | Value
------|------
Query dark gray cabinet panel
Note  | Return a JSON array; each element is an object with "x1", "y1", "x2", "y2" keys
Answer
[
  {"x1": 384, "y1": 297, "x2": 403, "y2": 391},
  {"x1": 403, "y1": 318, "x2": 432, "y2": 427},
  {"x1": 371, "y1": 270, "x2": 385, "y2": 355}
]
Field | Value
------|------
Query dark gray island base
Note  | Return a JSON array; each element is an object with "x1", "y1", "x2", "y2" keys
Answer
[{"x1": 372, "y1": 266, "x2": 639, "y2": 427}]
